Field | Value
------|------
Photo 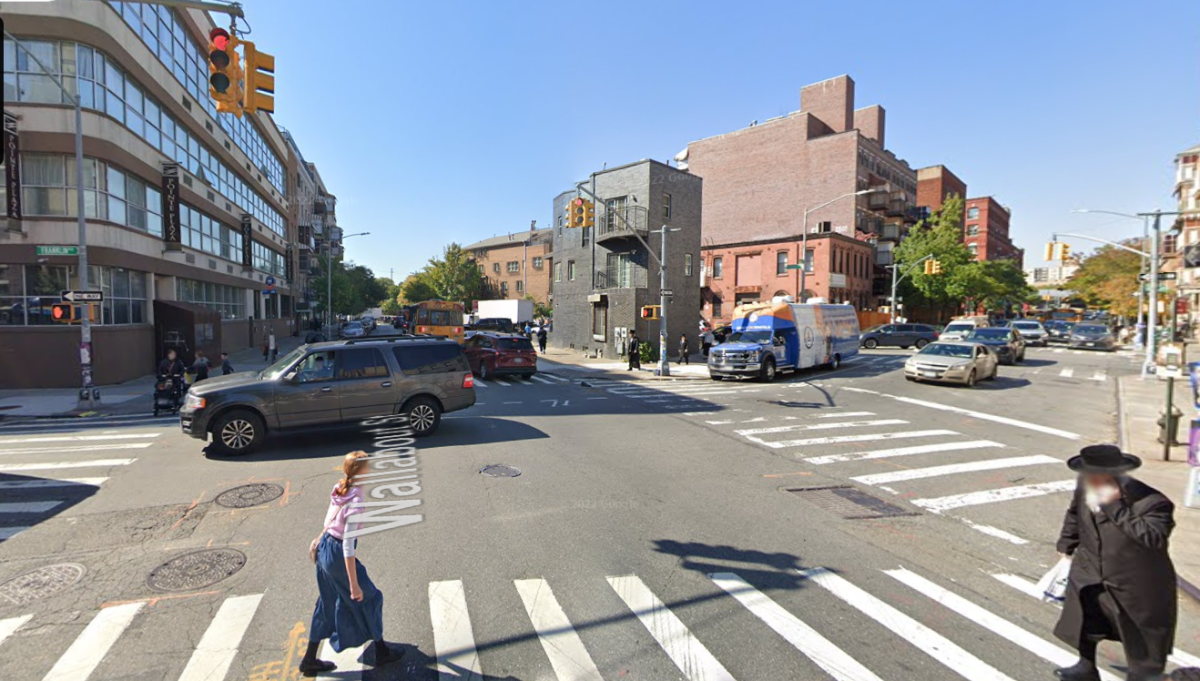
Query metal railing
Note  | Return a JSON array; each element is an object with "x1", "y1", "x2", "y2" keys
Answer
[{"x1": 597, "y1": 204, "x2": 649, "y2": 239}]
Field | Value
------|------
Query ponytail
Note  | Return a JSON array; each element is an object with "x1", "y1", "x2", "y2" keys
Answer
[{"x1": 336, "y1": 450, "x2": 369, "y2": 496}]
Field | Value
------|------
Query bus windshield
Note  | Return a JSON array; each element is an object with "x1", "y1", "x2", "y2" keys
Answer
[{"x1": 727, "y1": 330, "x2": 773, "y2": 344}]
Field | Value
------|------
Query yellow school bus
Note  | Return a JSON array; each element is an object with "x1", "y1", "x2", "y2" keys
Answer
[{"x1": 413, "y1": 300, "x2": 465, "y2": 343}]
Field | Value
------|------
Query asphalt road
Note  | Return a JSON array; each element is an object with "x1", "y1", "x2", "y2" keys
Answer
[{"x1": 0, "y1": 337, "x2": 1197, "y2": 681}]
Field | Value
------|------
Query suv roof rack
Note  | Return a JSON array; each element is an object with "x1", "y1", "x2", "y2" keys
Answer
[{"x1": 343, "y1": 334, "x2": 449, "y2": 345}]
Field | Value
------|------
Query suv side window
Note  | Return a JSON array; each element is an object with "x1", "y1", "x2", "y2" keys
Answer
[
  {"x1": 393, "y1": 343, "x2": 469, "y2": 375},
  {"x1": 879, "y1": 325, "x2": 895, "y2": 334},
  {"x1": 296, "y1": 351, "x2": 336, "y2": 383},
  {"x1": 337, "y1": 348, "x2": 390, "y2": 379},
  {"x1": 897, "y1": 324, "x2": 916, "y2": 332}
]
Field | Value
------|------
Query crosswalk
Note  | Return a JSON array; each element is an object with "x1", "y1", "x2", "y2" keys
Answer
[
  {"x1": 0, "y1": 416, "x2": 164, "y2": 542},
  {"x1": 472, "y1": 372, "x2": 570, "y2": 388},
  {"x1": 604, "y1": 380, "x2": 766, "y2": 408},
  {"x1": 2, "y1": 566, "x2": 1192, "y2": 680}
]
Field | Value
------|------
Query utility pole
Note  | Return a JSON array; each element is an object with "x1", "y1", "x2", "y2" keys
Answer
[
  {"x1": 653, "y1": 226, "x2": 681, "y2": 376},
  {"x1": 799, "y1": 189, "x2": 876, "y2": 302},
  {"x1": 888, "y1": 254, "x2": 932, "y2": 324},
  {"x1": 1145, "y1": 211, "x2": 1162, "y2": 378}
]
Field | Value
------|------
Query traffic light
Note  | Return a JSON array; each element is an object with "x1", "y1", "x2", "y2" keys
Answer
[
  {"x1": 1043, "y1": 242, "x2": 1055, "y2": 262},
  {"x1": 1045, "y1": 241, "x2": 1070, "y2": 262},
  {"x1": 582, "y1": 199, "x2": 595, "y2": 228},
  {"x1": 640, "y1": 305, "x2": 660, "y2": 320},
  {"x1": 930, "y1": 260, "x2": 943, "y2": 274},
  {"x1": 207, "y1": 28, "x2": 243, "y2": 116},
  {"x1": 568, "y1": 198, "x2": 585, "y2": 228},
  {"x1": 50, "y1": 303, "x2": 73, "y2": 323},
  {"x1": 241, "y1": 40, "x2": 275, "y2": 115},
  {"x1": 923, "y1": 260, "x2": 934, "y2": 275}
]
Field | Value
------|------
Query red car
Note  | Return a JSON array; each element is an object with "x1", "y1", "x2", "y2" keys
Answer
[{"x1": 463, "y1": 333, "x2": 538, "y2": 380}]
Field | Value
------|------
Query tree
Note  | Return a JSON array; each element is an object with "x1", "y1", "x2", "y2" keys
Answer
[
  {"x1": 1068, "y1": 243, "x2": 1144, "y2": 317},
  {"x1": 377, "y1": 278, "x2": 405, "y2": 316},
  {"x1": 312, "y1": 257, "x2": 388, "y2": 318},
  {"x1": 952, "y1": 259, "x2": 1037, "y2": 312},
  {"x1": 399, "y1": 273, "x2": 438, "y2": 305},
  {"x1": 527, "y1": 295, "x2": 553, "y2": 320},
  {"x1": 423, "y1": 243, "x2": 487, "y2": 306},
  {"x1": 893, "y1": 195, "x2": 974, "y2": 316}
]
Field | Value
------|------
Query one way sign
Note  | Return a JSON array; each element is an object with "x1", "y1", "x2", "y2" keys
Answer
[{"x1": 61, "y1": 290, "x2": 104, "y2": 303}]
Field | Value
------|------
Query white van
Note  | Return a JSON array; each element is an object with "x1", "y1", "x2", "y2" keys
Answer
[{"x1": 940, "y1": 317, "x2": 988, "y2": 342}]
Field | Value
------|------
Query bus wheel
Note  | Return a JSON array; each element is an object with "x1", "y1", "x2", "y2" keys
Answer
[{"x1": 760, "y1": 357, "x2": 777, "y2": 382}]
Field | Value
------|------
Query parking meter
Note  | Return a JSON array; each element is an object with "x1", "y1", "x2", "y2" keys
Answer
[{"x1": 1160, "y1": 343, "x2": 1186, "y2": 379}]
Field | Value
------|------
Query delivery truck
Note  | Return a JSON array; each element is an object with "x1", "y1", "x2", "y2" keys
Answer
[
  {"x1": 707, "y1": 298, "x2": 860, "y2": 381},
  {"x1": 475, "y1": 299, "x2": 535, "y2": 326}
]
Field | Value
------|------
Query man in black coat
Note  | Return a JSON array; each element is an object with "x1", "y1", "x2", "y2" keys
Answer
[
  {"x1": 1054, "y1": 444, "x2": 1177, "y2": 681},
  {"x1": 627, "y1": 332, "x2": 641, "y2": 371}
]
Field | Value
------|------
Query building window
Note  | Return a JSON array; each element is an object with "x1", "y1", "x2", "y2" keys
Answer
[
  {"x1": 968, "y1": 206, "x2": 979, "y2": 220},
  {"x1": 515, "y1": 280, "x2": 524, "y2": 293},
  {"x1": 968, "y1": 243, "x2": 979, "y2": 258},
  {"x1": 582, "y1": 225, "x2": 590, "y2": 247},
  {"x1": 712, "y1": 256, "x2": 724, "y2": 279},
  {"x1": 554, "y1": 262, "x2": 562, "y2": 282},
  {"x1": 712, "y1": 295, "x2": 723, "y2": 318},
  {"x1": 685, "y1": 253, "x2": 693, "y2": 277},
  {"x1": 663, "y1": 193, "x2": 672, "y2": 221},
  {"x1": 493, "y1": 262, "x2": 501, "y2": 274},
  {"x1": 605, "y1": 196, "x2": 628, "y2": 231},
  {"x1": 181, "y1": 204, "x2": 243, "y2": 264},
  {"x1": 967, "y1": 224, "x2": 979, "y2": 236},
  {"x1": 252, "y1": 241, "x2": 286, "y2": 277},
  {"x1": 0, "y1": 264, "x2": 148, "y2": 326},
  {"x1": 507, "y1": 261, "x2": 520, "y2": 274},
  {"x1": 804, "y1": 249, "x2": 814, "y2": 273},
  {"x1": 606, "y1": 253, "x2": 635, "y2": 288},
  {"x1": 567, "y1": 260, "x2": 576, "y2": 281},
  {"x1": 532, "y1": 256, "x2": 544, "y2": 270},
  {"x1": 500, "y1": 281, "x2": 509, "y2": 296},
  {"x1": 776, "y1": 251, "x2": 789, "y2": 275},
  {"x1": 21, "y1": 154, "x2": 163, "y2": 235},
  {"x1": 592, "y1": 301, "x2": 607, "y2": 337}
]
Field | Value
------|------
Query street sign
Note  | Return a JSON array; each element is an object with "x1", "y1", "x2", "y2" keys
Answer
[
  {"x1": 61, "y1": 290, "x2": 103, "y2": 303},
  {"x1": 785, "y1": 264, "x2": 804, "y2": 271},
  {"x1": 1140, "y1": 272, "x2": 1178, "y2": 282},
  {"x1": 37, "y1": 245, "x2": 78, "y2": 256},
  {"x1": 661, "y1": 289, "x2": 674, "y2": 297}
]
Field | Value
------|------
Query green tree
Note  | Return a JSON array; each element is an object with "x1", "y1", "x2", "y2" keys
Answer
[
  {"x1": 952, "y1": 259, "x2": 1037, "y2": 312},
  {"x1": 893, "y1": 195, "x2": 974, "y2": 316},
  {"x1": 377, "y1": 277, "x2": 405, "y2": 316},
  {"x1": 424, "y1": 243, "x2": 487, "y2": 306},
  {"x1": 399, "y1": 272, "x2": 438, "y2": 305},
  {"x1": 312, "y1": 258, "x2": 388, "y2": 317},
  {"x1": 527, "y1": 294, "x2": 552, "y2": 320},
  {"x1": 1068, "y1": 242, "x2": 1144, "y2": 317}
]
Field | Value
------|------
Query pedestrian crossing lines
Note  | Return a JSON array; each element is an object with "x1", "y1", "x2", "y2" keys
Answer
[{"x1": 472, "y1": 373, "x2": 569, "y2": 388}]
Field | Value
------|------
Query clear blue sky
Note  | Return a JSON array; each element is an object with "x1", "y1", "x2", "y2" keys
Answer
[{"x1": 247, "y1": 0, "x2": 1199, "y2": 281}]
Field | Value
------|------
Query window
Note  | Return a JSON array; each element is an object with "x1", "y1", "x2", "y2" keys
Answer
[
  {"x1": 968, "y1": 206, "x2": 980, "y2": 220},
  {"x1": 507, "y1": 261, "x2": 520, "y2": 274},
  {"x1": 606, "y1": 252, "x2": 635, "y2": 288},
  {"x1": 712, "y1": 256, "x2": 724, "y2": 279},
  {"x1": 500, "y1": 281, "x2": 509, "y2": 296},
  {"x1": 663, "y1": 193, "x2": 672, "y2": 221},
  {"x1": 968, "y1": 243, "x2": 979, "y2": 257},
  {"x1": 685, "y1": 253, "x2": 693, "y2": 277},
  {"x1": 967, "y1": 224, "x2": 979, "y2": 236},
  {"x1": 605, "y1": 196, "x2": 628, "y2": 232},
  {"x1": 592, "y1": 301, "x2": 607, "y2": 337},
  {"x1": 176, "y1": 278, "x2": 246, "y2": 320},
  {"x1": 295, "y1": 351, "x2": 336, "y2": 383},
  {"x1": 493, "y1": 262, "x2": 500, "y2": 274},
  {"x1": 532, "y1": 257, "x2": 544, "y2": 270},
  {"x1": 253, "y1": 242, "x2": 286, "y2": 278},
  {"x1": 392, "y1": 344, "x2": 468, "y2": 375},
  {"x1": 516, "y1": 280, "x2": 524, "y2": 293},
  {"x1": 712, "y1": 295, "x2": 723, "y2": 318},
  {"x1": 804, "y1": 249, "x2": 815, "y2": 273},
  {"x1": 776, "y1": 251, "x2": 789, "y2": 275},
  {"x1": 0, "y1": 264, "x2": 148, "y2": 326},
  {"x1": 337, "y1": 348, "x2": 390, "y2": 379},
  {"x1": 567, "y1": 260, "x2": 576, "y2": 281},
  {"x1": 554, "y1": 262, "x2": 562, "y2": 282},
  {"x1": 582, "y1": 225, "x2": 590, "y2": 247}
]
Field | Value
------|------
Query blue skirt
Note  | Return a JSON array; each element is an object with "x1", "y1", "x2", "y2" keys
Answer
[{"x1": 309, "y1": 533, "x2": 384, "y2": 652}]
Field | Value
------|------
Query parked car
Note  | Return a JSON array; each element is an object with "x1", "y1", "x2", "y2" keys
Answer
[
  {"x1": 304, "y1": 331, "x2": 328, "y2": 344},
  {"x1": 1009, "y1": 319, "x2": 1049, "y2": 346},
  {"x1": 339, "y1": 321, "x2": 366, "y2": 338},
  {"x1": 1045, "y1": 320, "x2": 1076, "y2": 344},
  {"x1": 965, "y1": 327, "x2": 1026, "y2": 364},
  {"x1": 1069, "y1": 323, "x2": 1117, "y2": 351},
  {"x1": 940, "y1": 319, "x2": 988, "y2": 341},
  {"x1": 179, "y1": 336, "x2": 477, "y2": 455},
  {"x1": 470, "y1": 317, "x2": 517, "y2": 334},
  {"x1": 463, "y1": 333, "x2": 538, "y2": 380},
  {"x1": 859, "y1": 323, "x2": 940, "y2": 349},
  {"x1": 904, "y1": 341, "x2": 998, "y2": 387}
]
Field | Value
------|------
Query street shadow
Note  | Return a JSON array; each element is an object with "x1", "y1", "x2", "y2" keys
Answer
[
  {"x1": 652, "y1": 539, "x2": 813, "y2": 590},
  {"x1": 416, "y1": 417, "x2": 549, "y2": 451},
  {"x1": 0, "y1": 474, "x2": 99, "y2": 543},
  {"x1": 975, "y1": 377, "x2": 1033, "y2": 390},
  {"x1": 1018, "y1": 358, "x2": 1057, "y2": 368},
  {"x1": 363, "y1": 642, "x2": 523, "y2": 680}
]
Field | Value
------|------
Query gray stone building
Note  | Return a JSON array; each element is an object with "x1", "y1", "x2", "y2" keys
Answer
[{"x1": 550, "y1": 159, "x2": 702, "y2": 361}]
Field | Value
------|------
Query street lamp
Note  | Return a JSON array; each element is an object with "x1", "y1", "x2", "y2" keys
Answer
[
  {"x1": 799, "y1": 189, "x2": 876, "y2": 302},
  {"x1": 326, "y1": 231, "x2": 370, "y2": 329},
  {"x1": 1071, "y1": 208, "x2": 1151, "y2": 360}
]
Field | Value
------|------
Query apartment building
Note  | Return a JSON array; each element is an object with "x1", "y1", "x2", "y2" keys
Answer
[
  {"x1": 465, "y1": 228, "x2": 553, "y2": 303},
  {"x1": 964, "y1": 197, "x2": 1023, "y2": 267}
]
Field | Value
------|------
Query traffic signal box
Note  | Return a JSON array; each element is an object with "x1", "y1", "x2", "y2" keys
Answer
[
  {"x1": 640, "y1": 305, "x2": 661, "y2": 320},
  {"x1": 922, "y1": 259, "x2": 944, "y2": 275},
  {"x1": 207, "y1": 28, "x2": 244, "y2": 116},
  {"x1": 1043, "y1": 242, "x2": 1070, "y2": 262},
  {"x1": 241, "y1": 41, "x2": 276, "y2": 114},
  {"x1": 566, "y1": 198, "x2": 594, "y2": 228},
  {"x1": 51, "y1": 303, "x2": 73, "y2": 323}
]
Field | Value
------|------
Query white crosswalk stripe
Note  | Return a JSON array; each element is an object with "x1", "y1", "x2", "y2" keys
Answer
[
  {"x1": 735, "y1": 419, "x2": 908, "y2": 437},
  {"x1": 1059, "y1": 368, "x2": 1074, "y2": 378},
  {"x1": 529, "y1": 374, "x2": 556, "y2": 385},
  {"x1": 850, "y1": 454, "x2": 1060, "y2": 486},
  {"x1": 0, "y1": 433, "x2": 160, "y2": 444},
  {"x1": 0, "y1": 442, "x2": 153, "y2": 456},
  {"x1": 804, "y1": 440, "x2": 1003, "y2": 465},
  {"x1": 0, "y1": 458, "x2": 137, "y2": 472},
  {"x1": 747, "y1": 429, "x2": 959, "y2": 449},
  {"x1": 473, "y1": 379, "x2": 489, "y2": 388},
  {"x1": 41, "y1": 601, "x2": 145, "y2": 681},
  {"x1": 177, "y1": 594, "x2": 263, "y2": 681},
  {"x1": 912, "y1": 479, "x2": 1077, "y2": 513},
  {"x1": 317, "y1": 640, "x2": 365, "y2": 679},
  {"x1": 0, "y1": 615, "x2": 31, "y2": 648},
  {"x1": 430, "y1": 579, "x2": 484, "y2": 681},
  {"x1": 515, "y1": 578, "x2": 604, "y2": 681},
  {"x1": 1092, "y1": 370, "x2": 1107, "y2": 381}
]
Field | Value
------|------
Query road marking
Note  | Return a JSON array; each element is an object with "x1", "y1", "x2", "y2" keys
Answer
[
  {"x1": 1072, "y1": 351, "x2": 1084, "y2": 355},
  {"x1": 0, "y1": 501, "x2": 64, "y2": 514},
  {"x1": 0, "y1": 458, "x2": 137, "y2": 472},
  {"x1": 736, "y1": 419, "x2": 908, "y2": 437},
  {"x1": 799, "y1": 568, "x2": 1016, "y2": 681},
  {"x1": 0, "y1": 443, "x2": 153, "y2": 456},
  {"x1": 514, "y1": 579, "x2": 603, "y2": 681},
  {"x1": 503, "y1": 401, "x2": 523, "y2": 405},
  {"x1": 840, "y1": 387, "x2": 1081, "y2": 440},
  {"x1": 885, "y1": 569, "x2": 1121, "y2": 681},
  {"x1": 542, "y1": 374, "x2": 569, "y2": 382},
  {"x1": 473, "y1": 380, "x2": 489, "y2": 388},
  {"x1": 530, "y1": 375, "x2": 556, "y2": 385},
  {"x1": 0, "y1": 614, "x2": 31, "y2": 647},
  {"x1": 1092, "y1": 370, "x2": 1107, "y2": 381},
  {"x1": 1059, "y1": 368, "x2": 1074, "y2": 378},
  {"x1": 0, "y1": 477, "x2": 107, "y2": 490},
  {"x1": 607, "y1": 575, "x2": 735, "y2": 681},
  {"x1": 493, "y1": 378, "x2": 512, "y2": 387},
  {"x1": 1053, "y1": 349, "x2": 1065, "y2": 353},
  {"x1": 815, "y1": 411, "x2": 876, "y2": 418},
  {"x1": 961, "y1": 519, "x2": 1029, "y2": 545},
  {"x1": 586, "y1": 397, "x2": 607, "y2": 400},
  {"x1": 0, "y1": 418, "x2": 168, "y2": 431},
  {"x1": 850, "y1": 455, "x2": 1061, "y2": 486},
  {"x1": 429, "y1": 580, "x2": 483, "y2": 681},
  {"x1": 177, "y1": 594, "x2": 263, "y2": 681},
  {"x1": 750, "y1": 429, "x2": 959, "y2": 449},
  {"x1": 912, "y1": 479, "x2": 1077, "y2": 513},
  {"x1": 0, "y1": 433, "x2": 160, "y2": 444},
  {"x1": 317, "y1": 640, "x2": 364, "y2": 679},
  {"x1": 622, "y1": 390, "x2": 742, "y2": 399},
  {"x1": 805, "y1": 440, "x2": 1004, "y2": 465},
  {"x1": 709, "y1": 572, "x2": 882, "y2": 681},
  {"x1": 41, "y1": 601, "x2": 144, "y2": 681}
]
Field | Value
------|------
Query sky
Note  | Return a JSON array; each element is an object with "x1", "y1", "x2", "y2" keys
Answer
[{"x1": 244, "y1": 0, "x2": 1200, "y2": 281}]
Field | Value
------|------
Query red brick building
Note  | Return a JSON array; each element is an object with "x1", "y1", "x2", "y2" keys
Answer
[
  {"x1": 964, "y1": 197, "x2": 1023, "y2": 267},
  {"x1": 680, "y1": 75, "x2": 918, "y2": 323},
  {"x1": 917, "y1": 165, "x2": 967, "y2": 214}
]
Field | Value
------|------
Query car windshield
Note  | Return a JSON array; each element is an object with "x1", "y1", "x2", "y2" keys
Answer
[
  {"x1": 262, "y1": 347, "x2": 306, "y2": 380},
  {"x1": 918, "y1": 343, "x2": 973, "y2": 358},
  {"x1": 967, "y1": 328, "x2": 1009, "y2": 340},
  {"x1": 1013, "y1": 322, "x2": 1040, "y2": 330},
  {"x1": 943, "y1": 323, "x2": 973, "y2": 333},
  {"x1": 346, "y1": 322, "x2": 362, "y2": 329},
  {"x1": 498, "y1": 338, "x2": 534, "y2": 351},
  {"x1": 727, "y1": 330, "x2": 773, "y2": 344},
  {"x1": 1075, "y1": 325, "x2": 1109, "y2": 334}
]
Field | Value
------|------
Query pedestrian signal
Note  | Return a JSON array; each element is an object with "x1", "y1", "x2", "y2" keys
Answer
[
  {"x1": 640, "y1": 305, "x2": 660, "y2": 320},
  {"x1": 51, "y1": 303, "x2": 73, "y2": 323}
]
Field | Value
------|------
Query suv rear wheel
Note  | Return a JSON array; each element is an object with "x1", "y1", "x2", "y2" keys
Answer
[
  {"x1": 404, "y1": 396, "x2": 442, "y2": 437},
  {"x1": 212, "y1": 409, "x2": 265, "y2": 456},
  {"x1": 863, "y1": 338, "x2": 878, "y2": 349}
]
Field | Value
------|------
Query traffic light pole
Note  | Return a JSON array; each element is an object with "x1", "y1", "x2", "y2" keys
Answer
[
  {"x1": 889, "y1": 255, "x2": 932, "y2": 324},
  {"x1": 103, "y1": 0, "x2": 245, "y2": 18},
  {"x1": 653, "y1": 227, "x2": 681, "y2": 377},
  {"x1": 1144, "y1": 212, "x2": 1162, "y2": 379}
]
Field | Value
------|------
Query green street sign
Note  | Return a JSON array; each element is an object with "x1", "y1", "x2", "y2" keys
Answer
[
  {"x1": 36, "y1": 246, "x2": 79, "y2": 256},
  {"x1": 785, "y1": 264, "x2": 804, "y2": 270}
]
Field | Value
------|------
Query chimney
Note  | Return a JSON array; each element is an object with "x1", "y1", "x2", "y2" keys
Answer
[
  {"x1": 853, "y1": 105, "x2": 885, "y2": 148},
  {"x1": 800, "y1": 75, "x2": 855, "y2": 133}
]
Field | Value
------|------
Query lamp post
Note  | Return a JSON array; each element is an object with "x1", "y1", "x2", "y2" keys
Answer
[
  {"x1": 651, "y1": 226, "x2": 682, "y2": 377},
  {"x1": 327, "y1": 231, "x2": 369, "y2": 330},
  {"x1": 1071, "y1": 209, "x2": 1149, "y2": 353},
  {"x1": 799, "y1": 190, "x2": 875, "y2": 302}
]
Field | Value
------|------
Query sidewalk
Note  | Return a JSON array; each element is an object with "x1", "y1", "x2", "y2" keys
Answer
[
  {"x1": 1117, "y1": 373, "x2": 1200, "y2": 603},
  {"x1": 537, "y1": 347, "x2": 710, "y2": 380},
  {"x1": 0, "y1": 334, "x2": 308, "y2": 419}
]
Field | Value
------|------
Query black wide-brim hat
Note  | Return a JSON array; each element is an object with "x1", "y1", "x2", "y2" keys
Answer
[{"x1": 1067, "y1": 444, "x2": 1142, "y2": 474}]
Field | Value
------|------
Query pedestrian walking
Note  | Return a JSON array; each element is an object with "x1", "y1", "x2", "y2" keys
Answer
[
  {"x1": 261, "y1": 329, "x2": 270, "y2": 362},
  {"x1": 190, "y1": 350, "x2": 211, "y2": 383},
  {"x1": 301, "y1": 451, "x2": 402, "y2": 676},
  {"x1": 221, "y1": 351, "x2": 235, "y2": 376},
  {"x1": 678, "y1": 333, "x2": 690, "y2": 365},
  {"x1": 702, "y1": 328, "x2": 715, "y2": 357},
  {"x1": 537, "y1": 326, "x2": 548, "y2": 353},
  {"x1": 524, "y1": 322, "x2": 532, "y2": 338},
  {"x1": 269, "y1": 331, "x2": 278, "y2": 363},
  {"x1": 627, "y1": 332, "x2": 641, "y2": 371},
  {"x1": 1053, "y1": 444, "x2": 1176, "y2": 681}
]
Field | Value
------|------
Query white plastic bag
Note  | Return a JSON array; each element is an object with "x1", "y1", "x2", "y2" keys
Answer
[{"x1": 1036, "y1": 556, "x2": 1072, "y2": 605}]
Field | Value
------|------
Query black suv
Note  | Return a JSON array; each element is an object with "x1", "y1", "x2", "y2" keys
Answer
[
  {"x1": 470, "y1": 317, "x2": 517, "y2": 334},
  {"x1": 180, "y1": 335, "x2": 476, "y2": 455}
]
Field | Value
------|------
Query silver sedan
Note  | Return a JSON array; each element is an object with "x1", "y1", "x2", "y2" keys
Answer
[{"x1": 904, "y1": 341, "x2": 998, "y2": 387}]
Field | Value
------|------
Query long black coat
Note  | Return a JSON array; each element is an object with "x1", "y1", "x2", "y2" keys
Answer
[{"x1": 1054, "y1": 475, "x2": 1176, "y2": 669}]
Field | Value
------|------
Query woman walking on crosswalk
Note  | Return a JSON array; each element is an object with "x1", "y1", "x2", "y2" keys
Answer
[{"x1": 300, "y1": 451, "x2": 402, "y2": 676}]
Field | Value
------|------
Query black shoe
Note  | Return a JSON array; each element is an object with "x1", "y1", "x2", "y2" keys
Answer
[
  {"x1": 298, "y1": 659, "x2": 336, "y2": 677},
  {"x1": 1054, "y1": 660, "x2": 1100, "y2": 681},
  {"x1": 370, "y1": 642, "x2": 405, "y2": 667}
]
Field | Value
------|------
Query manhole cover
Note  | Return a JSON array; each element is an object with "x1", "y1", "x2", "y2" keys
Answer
[
  {"x1": 147, "y1": 548, "x2": 246, "y2": 592},
  {"x1": 215, "y1": 483, "x2": 284, "y2": 508},
  {"x1": 0, "y1": 563, "x2": 86, "y2": 606},
  {"x1": 480, "y1": 464, "x2": 521, "y2": 478},
  {"x1": 788, "y1": 486, "x2": 920, "y2": 520}
]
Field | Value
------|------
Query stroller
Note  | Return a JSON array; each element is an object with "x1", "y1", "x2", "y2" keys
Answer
[{"x1": 153, "y1": 373, "x2": 186, "y2": 416}]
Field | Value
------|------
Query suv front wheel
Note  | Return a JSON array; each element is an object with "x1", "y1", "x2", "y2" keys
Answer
[
  {"x1": 404, "y1": 396, "x2": 442, "y2": 437},
  {"x1": 212, "y1": 409, "x2": 265, "y2": 456}
]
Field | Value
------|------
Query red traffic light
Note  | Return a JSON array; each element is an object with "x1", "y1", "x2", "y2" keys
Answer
[
  {"x1": 572, "y1": 198, "x2": 584, "y2": 207},
  {"x1": 51, "y1": 303, "x2": 71, "y2": 322},
  {"x1": 210, "y1": 28, "x2": 230, "y2": 51}
]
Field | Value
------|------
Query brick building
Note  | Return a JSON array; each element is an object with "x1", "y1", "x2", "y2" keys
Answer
[
  {"x1": 679, "y1": 75, "x2": 918, "y2": 323},
  {"x1": 465, "y1": 228, "x2": 552, "y2": 303},
  {"x1": 916, "y1": 165, "x2": 967, "y2": 214},
  {"x1": 1166, "y1": 143, "x2": 1200, "y2": 311},
  {"x1": 964, "y1": 197, "x2": 1023, "y2": 267}
]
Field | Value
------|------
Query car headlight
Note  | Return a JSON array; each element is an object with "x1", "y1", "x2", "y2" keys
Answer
[
  {"x1": 944, "y1": 362, "x2": 968, "y2": 373},
  {"x1": 184, "y1": 393, "x2": 206, "y2": 410}
]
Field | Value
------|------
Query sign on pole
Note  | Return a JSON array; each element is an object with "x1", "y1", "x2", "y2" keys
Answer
[
  {"x1": 661, "y1": 289, "x2": 674, "y2": 297},
  {"x1": 1141, "y1": 272, "x2": 1178, "y2": 282},
  {"x1": 37, "y1": 245, "x2": 78, "y2": 256},
  {"x1": 61, "y1": 290, "x2": 103, "y2": 303}
]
